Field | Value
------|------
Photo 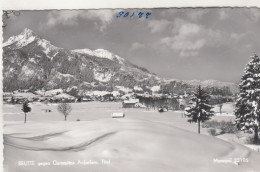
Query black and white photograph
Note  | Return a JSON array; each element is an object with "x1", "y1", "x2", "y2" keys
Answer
[{"x1": 2, "y1": 6, "x2": 260, "y2": 172}]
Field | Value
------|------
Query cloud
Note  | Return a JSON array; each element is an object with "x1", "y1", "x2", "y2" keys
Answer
[
  {"x1": 159, "y1": 21, "x2": 206, "y2": 57},
  {"x1": 130, "y1": 42, "x2": 145, "y2": 51},
  {"x1": 219, "y1": 9, "x2": 229, "y2": 20},
  {"x1": 85, "y1": 10, "x2": 115, "y2": 31},
  {"x1": 186, "y1": 10, "x2": 209, "y2": 20},
  {"x1": 157, "y1": 19, "x2": 224, "y2": 57},
  {"x1": 46, "y1": 10, "x2": 115, "y2": 32},
  {"x1": 247, "y1": 8, "x2": 260, "y2": 22},
  {"x1": 148, "y1": 19, "x2": 171, "y2": 33},
  {"x1": 176, "y1": 22, "x2": 201, "y2": 36},
  {"x1": 230, "y1": 33, "x2": 245, "y2": 42},
  {"x1": 159, "y1": 36, "x2": 205, "y2": 57},
  {"x1": 47, "y1": 11, "x2": 80, "y2": 26}
]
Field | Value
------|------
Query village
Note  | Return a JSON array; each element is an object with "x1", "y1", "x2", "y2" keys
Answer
[{"x1": 3, "y1": 87, "x2": 191, "y2": 112}]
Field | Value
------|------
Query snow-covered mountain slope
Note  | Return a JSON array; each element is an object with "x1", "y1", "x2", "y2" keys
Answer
[
  {"x1": 72, "y1": 48, "x2": 125, "y2": 64},
  {"x1": 3, "y1": 28, "x2": 37, "y2": 48},
  {"x1": 3, "y1": 28, "x2": 159, "y2": 92}
]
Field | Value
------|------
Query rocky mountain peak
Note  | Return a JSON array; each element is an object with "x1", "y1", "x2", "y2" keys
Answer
[
  {"x1": 3, "y1": 28, "x2": 39, "y2": 48},
  {"x1": 21, "y1": 28, "x2": 38, "y2": 38}
]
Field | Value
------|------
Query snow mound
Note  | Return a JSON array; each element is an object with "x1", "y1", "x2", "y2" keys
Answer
[{"x1": 4, "y1": 118, "x2": 260, "y2": 172}]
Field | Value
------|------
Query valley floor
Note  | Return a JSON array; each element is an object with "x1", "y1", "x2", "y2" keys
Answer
[{"x1": 3, "y1": 102, "x2": 260, "y2": 172}]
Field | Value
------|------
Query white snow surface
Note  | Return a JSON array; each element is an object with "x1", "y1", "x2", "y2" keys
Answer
[
  {"x1": 134, "y1": 86, "x2": 143, "y2": 91},
  {"x1": 123, "y1": 99, "x2": 139, "y2": 104},
  {"x1": 112, "y1": 91, "x2": 120, "y2": 97},
  {"x1": 53, "y1": 93, "x2": 75, "y2": 99},
  {"x1": 93, "y1": 70, "x2": 112, "y2": 82},
  {"x1": 72, "y1": 48, "x2": 125, "y2": 63},
  {"x1": 85, "y1": 91, "x2": 111, "y2": 97},
  {"x1": 20, "y1": 66, "x2": 35, "y2": 79},
  {"x1": 37, "y1": 39, "x2": 59, "y2": 59},
  {"x1": 54, "y1": 72, "x2": 75, "y2": 82},
  {"x1": 151, "y1": 85, "x2": 160, "y2": 92},
  {"x1": 66, "y1": 86, "x2": 78, "y2": 92},
  {"x1": 36, "y1": 89, "x2": 63, "y2": 96},
  {"x1": 4, "y1": 102, "x2": 260, "y2": 172},
  {"x1": 115, "y1": 86, "x2": 133, "y2": 93},
  {"x1": 28, "y1": 58, "x2": 37, "y2": 64},
  {"x1": 83, "y1": 90, "x2": 119, "y2": 97}
]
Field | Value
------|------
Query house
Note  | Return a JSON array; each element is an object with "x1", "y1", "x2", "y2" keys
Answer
[{"x1": 122, "y1": 99, "x2": 139, "y2": 108}]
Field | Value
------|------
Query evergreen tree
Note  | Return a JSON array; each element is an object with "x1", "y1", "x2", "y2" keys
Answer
[
  {"x1": 21, "y1": 100, "x2": 31, "y2": 123},
  {"x1": 185, "y1": 86, "x2": 214, "y2": 134},
  {"x1": 235, "y1": 54, "x2": 260, "y2": 144}
]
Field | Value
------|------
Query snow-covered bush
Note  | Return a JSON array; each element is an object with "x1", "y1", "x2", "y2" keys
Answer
[
  {"x1": 203, "y1": 120, "x2": 237, "y2": 134},
  {"x1": 220, "y1": 121, "x2": 238, "y2": 134},
  {"x1": 208, "y1": 128, "x2": 217, "y2": 136}
]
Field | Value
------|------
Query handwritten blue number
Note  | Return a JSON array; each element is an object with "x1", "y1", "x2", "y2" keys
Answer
[
  {"x1": 117, "y1": 11, "x2": 124, "y2": 18},
  {"x1": 130, "y1": 12, "x2": 135, "y2": 18},
  {"x1": 138, "y1": 12, "x2": 144, "y2": 18},
  {"x1": 124, "y1": 12, "x2": 129, "y2": 18},
  {"x1": 146, "y1": 12, "x2": 151, "y2": 19}
]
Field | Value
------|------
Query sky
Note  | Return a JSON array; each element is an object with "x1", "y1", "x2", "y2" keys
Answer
[{"x1": 3, "y1": 8, "x2": 260, "y2": 83}]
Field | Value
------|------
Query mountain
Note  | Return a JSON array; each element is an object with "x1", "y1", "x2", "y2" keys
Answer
[
  {"x1": 3, "y1": 28, "x2": 160, "y2": 94},
  {"x1": 3, "y1": 28, "x2": 238, "y2": 96},
  {"x1": 183, "y1": 79, "x2": 238, "y2": 94}
]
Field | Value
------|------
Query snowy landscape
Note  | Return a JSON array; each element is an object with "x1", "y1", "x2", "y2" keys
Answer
[
  {"x1": 3, "y1": 102, "x2": 260, "y2": 172},
  {"x1": 2, "y1": 8, "x2": 260, "y2": 172}
]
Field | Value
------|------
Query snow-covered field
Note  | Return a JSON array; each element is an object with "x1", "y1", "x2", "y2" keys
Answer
[
  {"x1": 3, "y1": 102, "x2": 260, "y2": 172},
  {"x1": 212, "y1": 102, "x2": 235, "y2": 116}
]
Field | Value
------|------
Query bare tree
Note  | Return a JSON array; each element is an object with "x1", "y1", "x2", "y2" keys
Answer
[
  {"x1": 217, "y1": 95, "x2": 223, "y2": 114},
  {"x1": 218, "y1": 104, "x2": 223, "y2": 114},
  {"x1": 57, "y1": 102, "x2": 72, "y2": 121}
]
